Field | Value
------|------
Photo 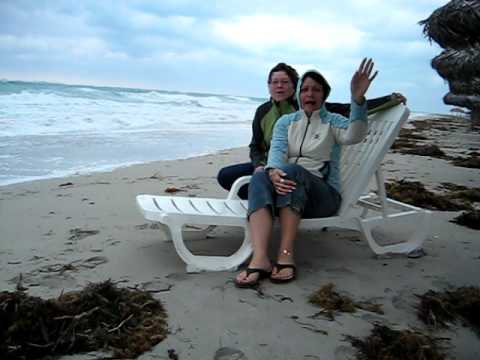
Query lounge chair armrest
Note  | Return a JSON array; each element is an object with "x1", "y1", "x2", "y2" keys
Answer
[{"x1": 227, "y1": 176, "x2": 252, "y2": 200}]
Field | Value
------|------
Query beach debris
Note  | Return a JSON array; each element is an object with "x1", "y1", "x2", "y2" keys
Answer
[
  {"x1": 309, "y1": 283, "x2": 383, "y2": 321},
  {"x1": 347, "y1": 323, "x2": 447, "y2": 360},
  {"x1": 0, "y1": 280, "x2": 168, "y2": 359},
  {"x1": 135, "y1": 222, "x2": 163, "y2": 230},
  {"x1": 386, "y1": 179, "x2": 473, "y2": 211},
  {"x1": 451, "y1": 155, "x2": 480, "y2": 168},
  {"x1": 403, "y1": 144, "x2": 447, "y2": 158},
  {"x1": 58, "y1": 182, "x2": 74, "y2": 187},
  {"x1": 417, "y1": 287, "x2": 480, "y2": 333},
  {"x1": 168, "y1": 348, "x2": 180, "y2": 359},
  {"x1": 68, "y1": 228, "x2": 100, "y2": 241},
  {"x1": 290, "y1": 316, "x2": 328, "y2": 335},
  {"x1": 451, "y1": 209, "x2": 480, "y2": 229},
  {"x1": 165, "y1": 186, "x2": 185, "y2": 193}
]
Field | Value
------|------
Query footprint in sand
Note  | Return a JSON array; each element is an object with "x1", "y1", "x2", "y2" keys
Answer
[{"x1": 214, "y1": 347, "x2": 248, "y2": 360}]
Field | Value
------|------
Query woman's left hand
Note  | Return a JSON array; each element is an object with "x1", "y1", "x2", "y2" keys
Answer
[{"x1": 351, "y1": 58, "x2": 378, "y2": 104}]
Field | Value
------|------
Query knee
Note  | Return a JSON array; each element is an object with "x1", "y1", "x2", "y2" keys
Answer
[
  {"x1": 217, "y1": 168, "x2": 228, "y2": 187},
  {"x1": 250, "y1": 170, "x2": 270, "y2": 186}
]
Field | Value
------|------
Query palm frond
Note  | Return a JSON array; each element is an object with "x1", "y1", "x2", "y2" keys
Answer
[{"x1": 419, "y1": 0, "x2": 480, "y2": 49}]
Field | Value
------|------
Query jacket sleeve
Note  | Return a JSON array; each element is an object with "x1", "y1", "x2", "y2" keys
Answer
[
  {"x1": 331, "y1": 97, "x2": 368, "y2": 145},
  {"x1": 249, "y1": 103, "x2": 269, "y2": 167},
  {"x1": 266, "y1": 114, "x2": 291, "y2": 169}
]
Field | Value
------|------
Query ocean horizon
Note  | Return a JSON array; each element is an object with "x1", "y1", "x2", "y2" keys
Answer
[{"x1": 0, "y1": 79, "x2": 435, "y2": 187}]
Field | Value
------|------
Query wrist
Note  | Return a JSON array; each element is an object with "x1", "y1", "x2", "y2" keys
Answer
[{"x1": 353, "y1": 95, "x2": 365, "y2": 105}]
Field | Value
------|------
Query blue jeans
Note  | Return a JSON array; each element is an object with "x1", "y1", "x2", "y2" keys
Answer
[
  {"x1": 247, "y1": 164, "x2": 341, "y2": 218},
  {"x1": 217, "y1": 162, "x2": 254, "y2": 200}
]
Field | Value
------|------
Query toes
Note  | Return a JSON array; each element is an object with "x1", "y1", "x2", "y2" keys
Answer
[{"x1": 271, "y1": 268, "x2": 293, "y2": 280}]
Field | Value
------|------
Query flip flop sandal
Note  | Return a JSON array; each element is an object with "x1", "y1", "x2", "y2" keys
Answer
[
  {"x1": 234, "y1": 268, "x2": 271, "y2": 288},
  {"x1": 270, "y1": 263, "x2": 297, "y2": 284}
]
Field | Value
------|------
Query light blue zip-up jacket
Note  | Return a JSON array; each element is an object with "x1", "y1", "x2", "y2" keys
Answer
[{"x1": 266, "y1": 70, "x2": 368, "y2": 193}]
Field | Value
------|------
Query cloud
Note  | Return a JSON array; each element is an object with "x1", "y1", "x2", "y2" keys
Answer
[
  {"x1": 0, "y1": 34, "x2": 127, "y2": 60},
  {"x1": 211, "y1": 14, "x2": 365, "y2": 54}
]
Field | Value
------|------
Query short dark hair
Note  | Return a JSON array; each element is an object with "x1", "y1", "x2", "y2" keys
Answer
[
  {"x1": 268, "y1": 63, "x2": 299, "y2": 88},
  {"x1": 301, "y1": 71, "x2": 331, "y2": 100}
]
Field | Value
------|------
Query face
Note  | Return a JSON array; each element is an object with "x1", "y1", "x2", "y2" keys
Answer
[
  {"x1": 300, "y1": 76, "x2": 325, "y2": 115},
  {"x1": 268, "y1": 71, "x2": 295, "y2": 102}
]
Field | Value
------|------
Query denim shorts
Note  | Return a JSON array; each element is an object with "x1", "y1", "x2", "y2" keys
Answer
[{"x1": 247, "y1": 163, "x2": 341, "y2": 219}]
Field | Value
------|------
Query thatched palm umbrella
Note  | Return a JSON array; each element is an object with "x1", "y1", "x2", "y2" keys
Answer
[{"x1": 420, "y1": 0, "x2": 480, "y2": 125}]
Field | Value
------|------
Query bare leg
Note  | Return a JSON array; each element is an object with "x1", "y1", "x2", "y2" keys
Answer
[
  {"x1": 271, "y1": 207, "x2": 300, "y2": 280},
  {"x1": 235, "y1": 208, "x2": 273, "y2": 284}
]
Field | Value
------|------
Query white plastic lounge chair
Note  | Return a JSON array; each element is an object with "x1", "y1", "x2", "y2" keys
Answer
[{"x1": 136, "y1": 104, "x2": 431, "y2": 272}]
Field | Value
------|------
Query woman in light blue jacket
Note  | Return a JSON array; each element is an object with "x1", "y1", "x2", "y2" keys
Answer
[{"x1": 235, "y1": 58, "x2": 378, "y2": 288}]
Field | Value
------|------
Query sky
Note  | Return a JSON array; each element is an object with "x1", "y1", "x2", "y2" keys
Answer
[{"x1": 0, "y1": 0, "x2": 451, "y2": 114}]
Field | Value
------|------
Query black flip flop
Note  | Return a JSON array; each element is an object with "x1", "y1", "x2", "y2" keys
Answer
[
  {"x1": 234, "y1": 267, "x2": 271, "y2": 288},
  {"x1": 270, "y1": 263, "x2": 297, "y2": 284}
]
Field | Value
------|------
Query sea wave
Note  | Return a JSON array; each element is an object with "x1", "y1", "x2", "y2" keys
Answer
[{"x1": 0, "y1": 80, "x2": 262, "y2": 185}]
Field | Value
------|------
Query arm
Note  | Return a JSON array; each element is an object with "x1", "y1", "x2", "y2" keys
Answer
[
  {"x1": 266, "y1": 114, "x2": 291, "y2": 170},
  {"x1": 266, "y1": 114, "x2": 297, "y2": 195},
  {"x1": 332, "y1": 58, "x2": 377, "y2": 144},
  {"x1": 331, "y1": 98, "x2": 368, "y2": 144},
  {"x1": 248, "y1": 102, "x2": 270, "y2": 168}
]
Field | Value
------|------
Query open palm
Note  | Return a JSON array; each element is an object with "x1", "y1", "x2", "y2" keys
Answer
[{"x1": 351, "y1": 58, "x2": 378, "y2": 103}]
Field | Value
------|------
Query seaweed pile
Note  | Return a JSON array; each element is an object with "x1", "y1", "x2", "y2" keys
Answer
[
  {"x1": 417, "y1": 287, "x2": 480, "y2": 333},
  {"x1": 391, "y1": 117, "x2": 480, "y2": 168},
  {"x1": 347, "y1": 323, "x2": 446, "y2": 360},
  {"x1": 385, "y1": 179, "x2": 474, "y2": 211},
  {"x1": 309, "y1": 283, "x2": 383, "y2": 321},
  {"x1": 0, "y1": 280, "x2": 168, "y2": 359},
  {"x1": 451, "y1": 156, "x2": 480, "y2": 168},
  {"x1": 451, "y1": 209, "x2": 480, "y2": 229}
]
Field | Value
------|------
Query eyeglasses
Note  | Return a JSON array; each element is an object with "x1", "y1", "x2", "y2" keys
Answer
[{"x1": 269, "y1": 80, "x2": 292, "y2": 86}]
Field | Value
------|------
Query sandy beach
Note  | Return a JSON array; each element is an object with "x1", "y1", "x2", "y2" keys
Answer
[{"x1": 1, "y1": 116, "x2": 480, "y2": 359}]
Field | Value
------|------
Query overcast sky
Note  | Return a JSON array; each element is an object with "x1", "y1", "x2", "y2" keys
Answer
[{"x1": 1, "y1": 0, "x2": 450, "y2": 113}]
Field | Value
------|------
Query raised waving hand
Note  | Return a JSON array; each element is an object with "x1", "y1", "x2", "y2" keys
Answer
[{"x1": 351, "y1": 58, "x2": 378, "y2": 104}]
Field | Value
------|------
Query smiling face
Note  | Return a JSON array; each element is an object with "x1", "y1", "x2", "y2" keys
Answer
[
  {"x1": 300, "y1": 76, "x2": 325, "y2": 116},
  {"x1": 268, "y1": 71, "x2": 295, "y2": 102}
]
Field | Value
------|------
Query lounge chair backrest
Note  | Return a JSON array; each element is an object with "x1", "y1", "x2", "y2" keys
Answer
[{"x1": 337, "y1": 104, "x2": 409, "y2": 215}]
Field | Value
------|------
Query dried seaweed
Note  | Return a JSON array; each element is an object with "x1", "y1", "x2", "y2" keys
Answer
[
  {"x1": 451, "y1": 156, "x2": 480, "y2": 168},
  {"x1": 403, "y1": 144, "x2": 447, "y2": 158},
  {"x1": 417, "y1": 287, "x2": 480, "y2": 333},
  {"x1": 440, "y1": 182, "x2": 468, "y2": 191},
  {"x1": 309, "y1": 283, "x2": 383, "y2": 321},
  {"x1": 385, "y1": 180, "x2": 472, "y2": 211},
  {"x1": 448, "y1": 188, "x2": 480, "y2": 202},
  {"x1": 0, "y1": 280, "x2": 168, "y2": 359},
  {"x1": 451, "y1": 209, "x2": 480, "y2": 229},
  {"x1": 347, "y1": 323, "x2": 447, "y2": 360}
]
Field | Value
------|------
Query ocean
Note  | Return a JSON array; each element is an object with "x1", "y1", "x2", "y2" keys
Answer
[{"x1": 0, "y1": 80, "x2": 263, "y2": 186}]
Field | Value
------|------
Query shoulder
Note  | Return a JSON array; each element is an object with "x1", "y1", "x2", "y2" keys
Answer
[
  {"x1": 277, "y1": 111, "x2": 300, "y2": 126},
  {"x1": 254, "y1": 100, "x2": 273, "y2": 118}
]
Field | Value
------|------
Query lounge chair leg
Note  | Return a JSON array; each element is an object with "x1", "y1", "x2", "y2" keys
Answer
[
  {"x1": 356, "y1": 210, "x2": 431, "y2": 255},
  {"x1": 167, "y1": 222, "x2": 252, "y2": 273}
]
